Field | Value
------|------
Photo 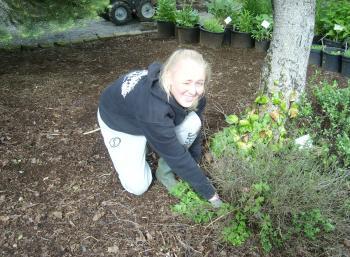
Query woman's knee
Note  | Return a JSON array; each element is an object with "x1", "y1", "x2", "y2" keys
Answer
[{"x1": 119, "y1": 173, "x2": 152, "y2": 196}]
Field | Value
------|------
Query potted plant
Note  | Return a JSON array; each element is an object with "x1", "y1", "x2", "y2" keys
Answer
[
  {"x1": 206, "y1": 0, "x2": 242, "y2": 45},
  {"x1": 341, "y1": 49, "x2": 350, "y2": 77},
  {"x1": 200, "y1": 17, "x2": 225, "y2": 49},
  {"x1": 175, "y1": 4, "x2": 200, "y2": 44},
  {"x1": 319, "y1": 0, "x2": 350, "y2": 48},
  {"x1": 309, "y1": 44, "x2": 323, "y2": 67},
  {"x1": 231, "y1": 10, "x2": 254, "y2": 48},
  {"x1": 322, "y1": 46, "x2": 344, "y2": 72},
  {"x1": 251, "y1": 14, "x2": 273, "y2": 52},
  {"x1": 154, "y1": 0, "x2": 177, "y2": 38}
]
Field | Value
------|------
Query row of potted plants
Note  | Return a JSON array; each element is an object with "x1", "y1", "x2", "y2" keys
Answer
[
  {"x1": 154, "y1": 0, "x2": 273, "y2": 51},
  {"x1": 309, "y1": 44, "x2": 350, "y2": 77}
]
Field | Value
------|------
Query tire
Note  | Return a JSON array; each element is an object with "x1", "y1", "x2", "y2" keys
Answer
[
  {"x1": 109, "y1": 1, "x2": 132, "y2": 25},
  {"x1": 137, "y1": 0, "x2": 155, "y2": 21}
]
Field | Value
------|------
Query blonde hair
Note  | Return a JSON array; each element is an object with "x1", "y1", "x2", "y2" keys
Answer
[{"x1": 159, "y1": 49, "x2": 211, "y2": 108}]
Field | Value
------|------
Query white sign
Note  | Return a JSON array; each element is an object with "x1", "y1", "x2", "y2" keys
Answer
[
  {"x1": 261, "y1": 20, "x2": 270, "y2": 29},
  {"x1": 334, "y1": 24, "x2": 344, "y2": 31},
  {"x1": 295, "y1": 134, "x2": 313, "y2": 149},
  {"x1": 224, "y1": 16, "x2": 232, "y2": 25}
]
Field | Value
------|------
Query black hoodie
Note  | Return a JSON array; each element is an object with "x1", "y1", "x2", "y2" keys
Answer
[{"x1": 98, "y1": 62, "x2": 216, "y2": 200}]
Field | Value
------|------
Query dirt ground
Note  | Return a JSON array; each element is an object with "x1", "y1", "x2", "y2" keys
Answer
[{"x1": 0, "y1": 34, "x2": 347, "y2": 257}]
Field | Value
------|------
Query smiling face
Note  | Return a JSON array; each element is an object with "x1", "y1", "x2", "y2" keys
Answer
[{"x1": 168, "y1": 59, "x2": 206, "y2": 108}]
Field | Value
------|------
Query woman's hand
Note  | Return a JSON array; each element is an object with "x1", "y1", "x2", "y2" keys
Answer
[{"x1": 208, "y1": 193, "x2": 223, "y2": 208}]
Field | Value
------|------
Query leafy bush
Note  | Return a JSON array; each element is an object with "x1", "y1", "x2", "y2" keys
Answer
[
  {"x1": 241, "y1": 0, "x2": 272, "y2": 16},
  {"x1": 154, "y1": 0, "x2": 177, "y2": 22},
  {"x1": 318, "y1": 0, "x2": 350, "y2": 42},
  {"x1": 206, "y1": 0, "x2": 242, "y2": 21},
  {"x1": 234, "y1": 10, "x2": 254, "y2": 33},
  {"x1": 202, "y1": 18, "x2": 225, "y2": 33},
  {"x1": 297, "y1": 79, "x2": 350, "y2": 168},
  {"x1": 175, "y1": 5, "x2": 199, "y2": 28},
  {"x1": 251, "y1": 14, "x2": 273, "y2": 41},
  {"x1": 209, "y1": 143, "x2": 349, "y2": 255}
]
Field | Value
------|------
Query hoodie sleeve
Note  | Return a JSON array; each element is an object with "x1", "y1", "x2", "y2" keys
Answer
[{"x1": 139, "y1": 118, "x2": 216, "y2": 200}]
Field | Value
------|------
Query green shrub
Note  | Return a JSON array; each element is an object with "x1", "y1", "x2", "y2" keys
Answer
[
  {"x1": 297, "y1": 80, "x2": 350, "y2": 167},
  {"x1": 344, "y1": 49, "x2": 350, "y2": 57},
  {"x1": 206, "y1": 0, "x2": 242, "y2": 21},
  {"x1": 209, "y1": 143, "x2": 349, "y2": 255},
  {"x1": 154, "y1": 0, "x2": 177, "y2": 22},
  {"x1": 234, "y1": 10, "x2": 254, "y2": 33},
  {"x1": 318, "y1": 0, "x2": 350, "y2": 41},
  {"x1": 241, "y1": 0, "x2": 272, "y2": 16},
  {"x1": 251, "y1": 14, "x2": 273, "y2": 41},
  {"x1": 202, "y1": 18, "x2": 225, "y2": 33},
  {"x1": 175, "y1": 5, "x2": 199, "y2": 28}
]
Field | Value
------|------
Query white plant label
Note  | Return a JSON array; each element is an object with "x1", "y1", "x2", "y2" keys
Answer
[
  {"x1": 334, "y1": 24, "x2": 344, "y2": 31},
  {"x1": 224, "y1": 16, "x2": 232, "y2": 25},
  {"x1": 295, "y1": 134, "x2": 313, "y2": 149},
  {"x1": 261, "y1": 20, "x2": 270, "y2": 29}
]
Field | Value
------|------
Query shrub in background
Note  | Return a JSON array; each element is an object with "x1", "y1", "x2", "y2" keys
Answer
[
  {"x1": 251, "y1": 14, "x2": 273, "y2": 41},
  {"x1": 206, "y1": 0, "x2": 242, "y2": 21},
  {"x1": 202, "y1": 17, "x2": 225, "y2": 33},
  {"x1": 154, "y1": 0, "x2": 177, "y2": 22},
  {"x1": 296, "y1": 78, "x2": 350, "y2": 168}
]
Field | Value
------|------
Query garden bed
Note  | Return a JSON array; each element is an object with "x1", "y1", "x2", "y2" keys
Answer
[{"x1": 0, "y1": 33, "x2": 348, "y2": 257}]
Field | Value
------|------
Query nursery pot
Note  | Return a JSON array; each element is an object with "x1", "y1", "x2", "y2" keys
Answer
[
  {"x1": 308, "y1": 46, "x2": 322, "y2": 67},
  {"x1": 176, "y1": 25, "x2": 199, "y2": 44},
  {"x1": 341, "y1": 55, "x2": 350, "y2": 78},
  {"x1": 322, "y1": 47, "x2": 343, "y2": 72},
  {"x1": 157, "y1": 21, "x2": 175, "y2": 38},
  {"x1": 254, "y1": 40, "x2": 270, "y2": 52},
  {"x1": 231, "y1": 30, "x2": 254, "y2": 48},
  {"x1": 199, "y1": 26, "x2": 224, "y2": 49},
  {"x1": 322, "y1": 38, "x2": 344, "y2": 49}
]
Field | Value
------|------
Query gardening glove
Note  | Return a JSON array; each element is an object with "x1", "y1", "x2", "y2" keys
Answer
[
  {"x1": 155, "y1": 158, "x2": 178, "y2": 191},
  {"x1": 208, "y1": 193, "x2": 223, "y2": 208}
]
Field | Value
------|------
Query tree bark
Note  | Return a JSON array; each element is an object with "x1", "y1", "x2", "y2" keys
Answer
[{"x1": 260, "y1": 0, "x2": 316, "y2": 107}]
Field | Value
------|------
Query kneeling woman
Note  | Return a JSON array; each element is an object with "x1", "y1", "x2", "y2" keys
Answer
[{"x1": 97, "y1": 49, "x2": 222, "y2": 207}]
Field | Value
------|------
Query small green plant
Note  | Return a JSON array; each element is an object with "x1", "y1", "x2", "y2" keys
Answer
[
  {"x1": 242, "y1": 0, "x2": 272, "y2": 16},
  {"x1": 329, "y1": 50, "x2": 342, "y2": 55},
  {"x1": 170, "y1": 181, "x2": 227, "y2": 223},
  {"x1": 175, "y1": 5, "x2": 199, "y2": 28},
  {"x1": 234, "y1": 9, "x2": 253, "y2": 33},
  {"x1": 206, "y1": 0, "x2": 242, "y2": 21},
  {"x1": 210, "y1": 92, "x2": 299, "y2": 158},
  {"x1": 154, "y1": 0, "x2": 177, "y2": 22},
  {"x1": 222, "y1": 212, "x2": 251, "y2": 246},
  {"x1": 202, "y1": 18, "x2": 225, "y2": 33},
  {"x1": 251, "y1": 14, "x2": 273, "y2": 41}
]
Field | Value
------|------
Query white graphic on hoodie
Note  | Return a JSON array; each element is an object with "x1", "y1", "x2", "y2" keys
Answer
[{"x1": 121, "y1": 70, "x2": 148, "y2": 98}]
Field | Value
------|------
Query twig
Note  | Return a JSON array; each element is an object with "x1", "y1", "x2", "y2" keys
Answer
[
  {"x1": 83, "y1": 128, "x2": 101, "y2": 135},
  {"x1": 176, "y1": 236, "x2": 201, "y2": 254},
  {"x1": 204, "y1": 211, "x2": 234, "y2": 229}
]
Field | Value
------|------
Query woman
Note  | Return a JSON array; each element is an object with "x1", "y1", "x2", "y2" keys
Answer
[{"x1": 97, "y1": 49, "x2": 222, "y2": 207}]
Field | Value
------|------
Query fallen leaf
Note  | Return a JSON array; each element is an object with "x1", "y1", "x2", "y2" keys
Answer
[
  {"x1": 93, "y1": 210, "x2": 105, "y2": 221},
  {"x1": 51, "y1": 211, "x2": 63, "y2": 219}
]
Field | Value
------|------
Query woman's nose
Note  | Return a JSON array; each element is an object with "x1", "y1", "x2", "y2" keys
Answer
[{"x1": 188, "y1": 83, "x2": 198, "y2": 95}]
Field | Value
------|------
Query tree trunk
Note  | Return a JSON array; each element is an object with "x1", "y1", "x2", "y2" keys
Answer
[{"x1": 260, "y1": 0, "x2": 316, "y2": 107}]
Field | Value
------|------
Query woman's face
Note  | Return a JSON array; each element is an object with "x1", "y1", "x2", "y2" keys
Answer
[{"x1": 169, "y1": 59, "x2": 205, "y2": 108}]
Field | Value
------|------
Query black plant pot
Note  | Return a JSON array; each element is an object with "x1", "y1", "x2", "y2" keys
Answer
[
  {"x1": 199, "y1": 26, "x2": 224, "y2": 49},
  {"x1": 322, "y1": 47, "x2": 343, "y2": 72},
  {"x1": 157, "y1": 21, "x2": 175, "y2": 38},
  {"x1": 255, "y1": 40, "x2": 270, "y2": 52},
  {"x1": 177, "y1": 25, "x2": 199, "y2": 44},
  {"x1": 313, "y1": 35, "x2": 322, "y2": 44},
  {"x1": 322, "y1": 38, "x2": 344, "y2": 49},
  {"x1": 308, "y1": 47, "x2": 322, "y2": 67},
  {"x1": 223, "y1": 25, "x2": 233, "y2": 46},
  {"x1": 341, "y1": 55, "x2": 350, "y2": 77},
  {"x1": 231, "y1": 30, "x2": 254, "y2": 48}
]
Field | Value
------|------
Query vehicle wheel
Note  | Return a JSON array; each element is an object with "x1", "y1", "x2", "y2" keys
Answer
[
  {"x1": 137, "y1": 0, "x2": 155, "y2": 21},
  {"x1": 109, "y1": 1, "x2": 132, "y2": 25}
]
